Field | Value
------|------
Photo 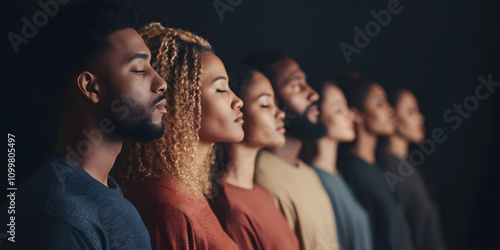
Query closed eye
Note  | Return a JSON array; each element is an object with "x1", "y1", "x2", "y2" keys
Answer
[
  {"x1": 216, "y1": 89, "x2": 227, "y2": 93},
  {"x1": 132, "y1": 70, "x2": 145, "y2": 75},
  {"x1": 261, "y1": 105, "x2": 270, "y2": 108}
]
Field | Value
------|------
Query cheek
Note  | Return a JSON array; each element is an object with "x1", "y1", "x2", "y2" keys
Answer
[
  {"x1": 326, "y1": 115, "x2": 340, "y2": 134},
  {"x1": 366, "y1": 110, "x2": 382, "y2": 128},
  {"x1": 399, "y1": 117, "x2": 414, "y2": 131},
  {"x1": 320, "y1": 111, "x2": 334, "y2": 127},
  {"x1": 201, "y1": 99, "x2": 227, "y2": 128},
  {"x1": 199, "y1": 95, "x2": 244, "y2": 143},
  {"x1": 244, "y1": 112, "x2": 275, "y2": 145},
  {"x1": 366, "y1": 109, "x2": 392, "y2": 134},
  {"x1": 329, "y1": 116, "x2": 351, "y2": 137},
  {"x1": 281, "y1": 93, "x2": 307, "y2": 115},
  {"x1": 200, "y1": 97, "x2": 224, "y2": 137}
]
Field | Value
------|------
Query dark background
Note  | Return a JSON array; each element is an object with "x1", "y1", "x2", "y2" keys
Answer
[{"x1": 2, "y1": 0, "x2": 499, "y2": 249}]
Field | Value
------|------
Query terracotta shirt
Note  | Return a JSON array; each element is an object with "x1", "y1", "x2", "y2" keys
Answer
[
  {"x1": 126, "y1": 176, "x2": 238, "y2": 250},
  {"x1": 211, "y1": 181, "x2": 300, "y2": 250}
]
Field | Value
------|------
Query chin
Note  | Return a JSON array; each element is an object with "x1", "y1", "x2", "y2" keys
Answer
[
  {"x1": 413, "y1": 136, "x2": 425, "y2": 143},
  {"x1": 274, "y1": 138, "x2": 286, "y2": 148},
  {"x1": 346, "y1": 134, "x2": 356, "y2": 142},
  {"x1": 388, "y1": 127, "x2": 396, "y2": 135},
  {"x1": 380, "y1": 130, "x2": 394, "y2": 136},
  {"x1": 233, "y1": 133, "x2": 245, "y2": 143},
  {"x1": 265, "y1": 141, "x2": 284, "y2": 148}
]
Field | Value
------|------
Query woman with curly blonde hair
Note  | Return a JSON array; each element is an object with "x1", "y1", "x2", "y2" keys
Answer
[{"x1": 112, "y1": 23, "x2": 244, "y2": 250}]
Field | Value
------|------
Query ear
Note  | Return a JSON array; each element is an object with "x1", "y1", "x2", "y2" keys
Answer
[
  {"x1": 351, "y1": 107, "x2": 364, "y2": 125},
  {"x1": 76, "y1": 71, "x2": 101, "y2": 104}
]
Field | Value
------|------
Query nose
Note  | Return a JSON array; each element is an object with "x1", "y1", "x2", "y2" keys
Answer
[
  {"x1": 347, "y1": 108, "x2": 355, "y2": 121},
  {"x1": 151, "y1": 72, "x2": 167, "y2": 94},
  {"x1": 307, "y1": 84, "x2": 319, "y2": 103},
  {"x1": 276, "y1": 105, "x2": 286, "y2": 120},
  {"x1": 232, "y1": 93, "x2": 243, "y2": 110},
  {"x1": 388, "y1": 105, "x2": 395, "y2": 118}
]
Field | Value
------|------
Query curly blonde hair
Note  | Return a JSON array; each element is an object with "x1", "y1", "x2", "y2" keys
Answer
[{"x1": 113, "y1": 23, "x2": 215, "y2": 196}]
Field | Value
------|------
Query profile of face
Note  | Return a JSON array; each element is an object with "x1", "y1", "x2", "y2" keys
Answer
[
  {"x1": 356, "y1": 83, "x2": 395, "y2": 136},
  {"x1": 198, "y1": 52, "x2": 244, "y2": 143},
  {"x1": 272, "y1": 58, "x2": 320, "y2": 123},
  {"x1": 90, "y1": 28, "x2": 168, "y2": 142},
  {"x1": 394, "y1": 90, "x2": 425, "y2": 143},
  {"x1": 241, "y1": 71, "x2": 286, "y2": 148},
  {"x1": 320, "y1": 84, "x2": 355, "y2": 142}
]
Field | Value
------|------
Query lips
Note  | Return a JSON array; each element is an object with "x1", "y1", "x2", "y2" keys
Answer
[
  {"x1": 308, "y1": 104, "x2": 320, "y2": 117},
  {"x1": 420, "y1": 124, "x2": 425, "y2": 133},
  {"x1": 276, "y1": 123, "x2": 286, "y2": 132},
  {"x1": 234, "y1": 113, "x2": 244, "y2": 123},
  {"x1": 155, "y1": 99, "x2": 167, "y2": 113}
]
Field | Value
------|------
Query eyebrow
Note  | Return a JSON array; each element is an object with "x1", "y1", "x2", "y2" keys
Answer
[
  {"x1": 289, "y1": 75, "x2": 303, "y2": 82},
  {"x1": 129, "y1": 53, "x2": 149, "y2": 61},
  {"x1": 284, "y1": 73, "x2": 306, "y2": 86},
  {"x1": 213, "y1": 76, "x2": 228, "y2": 82},
  {"x1": 257, "y1": 93, "x2": 272, "y2": 99}
]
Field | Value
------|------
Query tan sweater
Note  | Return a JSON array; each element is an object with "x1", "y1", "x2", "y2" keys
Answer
[{"x1": 255, "y1": 150, "x2": 340, "y2": 250}]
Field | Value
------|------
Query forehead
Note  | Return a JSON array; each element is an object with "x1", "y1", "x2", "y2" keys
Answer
[
  {"x1": 202, "y1": 51, "x2": 227, "y2": 77},
  {"x1": 273, "y1": 58, "x2": 304, "y2": 84},
  {"x1": 397, "y1": 91, "x2": 417, "y2": 106},
  {"x1": 245, "y1": 71, "x2": 274, "y2": 99},
  {"x1": 323, "y1": 85, "x2": 345, "y2": 101},
  {"x1": 106, "y1": 28, "x2": 150, "y2": 61},
  {"x1": 367, "y1": 83, "x2": 386, "y2": 97}
]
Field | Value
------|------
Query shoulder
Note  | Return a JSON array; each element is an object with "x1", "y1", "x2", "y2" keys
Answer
[{"x1": 256, "y1": 151, "x2": 286, "y2": 171}]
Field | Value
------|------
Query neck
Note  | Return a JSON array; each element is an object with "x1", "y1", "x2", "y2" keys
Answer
[
  {"x1": 55, "y1": 111, "x2": 122, "y2": 187},
  {"x1": 387, "y1": 134, "x2": 409, "y2": 158},
  {"x1": 269, "y1": 135, "x2": 302, "y2": 166},
  {"x1": 223, "y1": 143, "x2": 259, "y2": 190},
  {"x1": 312, "y1": 137, "x2": 339, "y2": 175},
  {"x1": 350, "y1": 125, "x2": 378, "y2": 165}
]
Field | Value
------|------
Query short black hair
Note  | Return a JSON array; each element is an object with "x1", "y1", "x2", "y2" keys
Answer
[
  {"x1": 333, "y1": 71, "x2": 374, "y2": 112},
  {"x1": 387, "y1": 88, "x2": 411, "y2": 108},
  {"x1": 24, "y1": 0, "x2": 138, "y2": 98},
  {"x1": 240, "y1": 49, "x2": 291, "y2": 91},
  {"x1": 226, "y1": 63, "x2": 259, "y2": 100}
]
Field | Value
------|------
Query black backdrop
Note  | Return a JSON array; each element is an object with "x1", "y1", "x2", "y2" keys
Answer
[{"x1": 2, "y1": 0, "x2": 499, "y2": 249}]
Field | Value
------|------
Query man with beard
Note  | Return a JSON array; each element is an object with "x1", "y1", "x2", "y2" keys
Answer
[
  {"x1": 242, "y1": 51, "x2": 340, "y2": 250},
  {"x1": 0, "y1": 0, "x2": 166, "y2": 249}
]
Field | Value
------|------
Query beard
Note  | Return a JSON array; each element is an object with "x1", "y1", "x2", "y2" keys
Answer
[
  {"x1": 114, "y1": 115, "x2": 165, "y2": 142},
  {"x1": 106, "y1": 95, "x2": 166, "y2": 143},
  {"x1": 285, "y1": 103, "x2": 327, "y2": 144}
]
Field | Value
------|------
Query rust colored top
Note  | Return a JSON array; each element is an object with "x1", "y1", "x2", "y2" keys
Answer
[
  {"x1": 126, "y1": 176, "x2": 239, "y2": 250},
  {"x1": 211, "y1": 182, "x2": 300, "y2": 250}
]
